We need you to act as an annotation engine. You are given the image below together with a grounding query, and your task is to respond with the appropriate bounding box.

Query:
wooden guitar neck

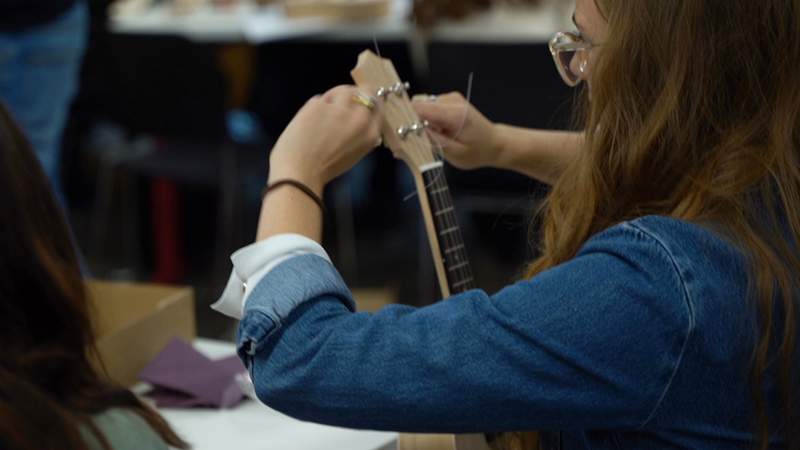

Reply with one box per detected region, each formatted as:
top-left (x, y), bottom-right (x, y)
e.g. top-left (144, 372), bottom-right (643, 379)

top-left (418, 161), bottom-right (475, 296)
top-left (351, 50), bottom-right (491, 450)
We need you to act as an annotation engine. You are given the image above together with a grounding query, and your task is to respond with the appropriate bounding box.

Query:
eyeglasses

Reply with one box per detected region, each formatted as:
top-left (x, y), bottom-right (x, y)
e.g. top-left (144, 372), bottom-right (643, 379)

top-left (548, 31), bottom-right (599, 87)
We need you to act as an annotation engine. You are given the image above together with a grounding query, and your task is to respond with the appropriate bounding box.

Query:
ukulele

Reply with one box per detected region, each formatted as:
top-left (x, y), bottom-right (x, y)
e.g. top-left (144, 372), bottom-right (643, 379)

top-left (351, 50), bottom-right (494, 450)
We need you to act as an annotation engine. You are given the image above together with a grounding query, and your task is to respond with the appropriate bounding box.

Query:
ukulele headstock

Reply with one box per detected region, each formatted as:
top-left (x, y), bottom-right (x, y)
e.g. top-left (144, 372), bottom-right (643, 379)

top-left (351, 50), bottom-right (438, 173)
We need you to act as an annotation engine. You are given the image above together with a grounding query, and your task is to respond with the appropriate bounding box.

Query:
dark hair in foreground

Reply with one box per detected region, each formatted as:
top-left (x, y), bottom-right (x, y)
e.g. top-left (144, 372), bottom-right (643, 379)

top-left (0, 103), bottom-right (189, 449)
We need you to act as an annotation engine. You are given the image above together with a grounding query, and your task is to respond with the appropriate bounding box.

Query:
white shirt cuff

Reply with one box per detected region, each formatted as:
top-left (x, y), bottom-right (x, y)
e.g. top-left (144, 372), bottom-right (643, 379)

top-left (211, 234), bottom-right (331, 320)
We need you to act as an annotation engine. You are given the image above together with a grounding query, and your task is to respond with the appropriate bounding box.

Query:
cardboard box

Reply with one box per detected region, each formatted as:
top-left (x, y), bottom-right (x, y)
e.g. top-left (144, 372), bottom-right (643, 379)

top-left (87, 281), bottom-right (197, 387)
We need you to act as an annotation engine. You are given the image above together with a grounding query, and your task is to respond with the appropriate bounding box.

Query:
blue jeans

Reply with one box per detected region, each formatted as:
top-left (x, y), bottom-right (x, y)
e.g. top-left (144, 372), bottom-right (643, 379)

top-left (0, 2), bottom-right (88, 207)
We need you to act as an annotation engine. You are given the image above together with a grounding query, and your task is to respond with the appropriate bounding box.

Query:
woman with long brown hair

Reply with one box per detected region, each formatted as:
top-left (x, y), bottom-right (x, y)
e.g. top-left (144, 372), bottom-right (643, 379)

top-left (213, 0), bottom-right (799, 448)
top-left (0, 103), bottom-right (189, 450)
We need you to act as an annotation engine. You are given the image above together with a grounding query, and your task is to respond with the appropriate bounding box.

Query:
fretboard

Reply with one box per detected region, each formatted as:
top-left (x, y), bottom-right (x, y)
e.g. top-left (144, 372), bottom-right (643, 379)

top-left (420, 162), bottom-right (476, 295)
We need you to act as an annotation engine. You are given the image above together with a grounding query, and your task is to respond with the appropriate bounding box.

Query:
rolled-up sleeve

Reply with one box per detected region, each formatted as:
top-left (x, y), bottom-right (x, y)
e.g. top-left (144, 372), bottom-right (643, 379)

top-left (237, 223), bottom-right (694, 434)
top-left (237, 253), bottom-right (355, 362)
top-left (211, 234), bottom-right (336, 320)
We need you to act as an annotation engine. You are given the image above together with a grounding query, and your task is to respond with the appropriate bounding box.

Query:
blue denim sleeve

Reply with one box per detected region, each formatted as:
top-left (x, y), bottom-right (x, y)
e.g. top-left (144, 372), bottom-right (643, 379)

top-left (237, 254), bottom-right (356, 359)
top-left (239, 222), bottom-right (693, 433)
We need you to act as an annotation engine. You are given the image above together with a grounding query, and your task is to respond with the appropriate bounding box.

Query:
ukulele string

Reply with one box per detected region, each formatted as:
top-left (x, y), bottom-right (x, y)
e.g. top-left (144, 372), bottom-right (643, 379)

top-left (373, 34), bottom-right (382, 58)
top-left (369, 33), bottom-right (434, 201)
top-left (405, 71), bottom-right (476, 202)
top-left (371, 11), bottom-right (473, 197)
top-left (372, 32), bottom-right (471, 287)
top-left (371, 27), bottom-right (470, 256)
top-left (429, 71), bottom-right (474, 163)
top-left (368, 18), bottom-right (437, 202)
top-left (372, 33), bottom-right (428, 203)
top-left (369, 29), bottom-right (464, 274)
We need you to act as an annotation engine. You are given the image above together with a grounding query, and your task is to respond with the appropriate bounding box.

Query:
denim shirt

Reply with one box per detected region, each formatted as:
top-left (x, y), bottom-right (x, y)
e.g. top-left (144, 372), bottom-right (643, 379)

top-left (234, 216), bottom-right (783, 449)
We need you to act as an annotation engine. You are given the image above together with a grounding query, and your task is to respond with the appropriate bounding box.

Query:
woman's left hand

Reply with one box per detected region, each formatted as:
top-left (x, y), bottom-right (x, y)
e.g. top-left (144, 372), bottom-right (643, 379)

top-left (268, 85), bottom-right (383, 195)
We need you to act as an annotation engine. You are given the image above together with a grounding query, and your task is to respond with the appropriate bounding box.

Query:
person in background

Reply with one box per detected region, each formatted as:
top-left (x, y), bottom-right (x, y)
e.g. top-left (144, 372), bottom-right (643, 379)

top-left (0, 103), bottom-right (188, 450)
top-left (213, 0), bottom-right (800, 449)
top-left (0, 0), bottom-right (88, 207)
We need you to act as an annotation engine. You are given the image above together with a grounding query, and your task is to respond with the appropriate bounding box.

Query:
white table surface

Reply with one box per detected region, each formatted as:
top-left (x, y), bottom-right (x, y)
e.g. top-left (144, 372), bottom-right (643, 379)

top-left (111, 0), bottom-right (412, 42)
top-left (156, 338), bottom-right (397, 450)
top-left (110, 0), bottom-right (572, 44)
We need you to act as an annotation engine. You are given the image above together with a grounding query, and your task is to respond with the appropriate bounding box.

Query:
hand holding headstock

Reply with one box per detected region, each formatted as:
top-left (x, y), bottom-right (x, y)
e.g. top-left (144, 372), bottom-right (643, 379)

top-left (351, 50), bottom-right (439, 174)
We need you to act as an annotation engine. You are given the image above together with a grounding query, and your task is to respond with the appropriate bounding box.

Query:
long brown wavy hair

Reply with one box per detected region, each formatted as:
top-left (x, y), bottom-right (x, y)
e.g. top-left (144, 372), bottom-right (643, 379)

top-left (0, 103), bottom-right (189, 450)
top-left (521, 1), bottom-right (800, 449)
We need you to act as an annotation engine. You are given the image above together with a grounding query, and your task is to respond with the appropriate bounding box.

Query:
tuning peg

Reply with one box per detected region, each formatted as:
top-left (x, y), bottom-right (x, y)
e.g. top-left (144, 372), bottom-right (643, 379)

top-left (376, 81), bottom-right (412, 99)
top-left (397, 121), bottom-right (429, 140)
top-left (392, 82), bottom-right (411, 95)
top-left (397, 125), bottom-right (411, 139)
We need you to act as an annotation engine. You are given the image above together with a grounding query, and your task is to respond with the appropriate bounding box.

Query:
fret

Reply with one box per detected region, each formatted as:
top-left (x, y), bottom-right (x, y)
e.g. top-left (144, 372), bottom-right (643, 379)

top-left (452, 278), bottom-right (475, 289)
top-left (439, 226), bottom-right (459, 236)
top-left (444, 244), bottom-right (465, 254)
top-left (435, 206), bottom-right (455, 216)
top-left (448, 261), bottom-right (470, 272)
top-left (419, 165), bottom-right (476, 295)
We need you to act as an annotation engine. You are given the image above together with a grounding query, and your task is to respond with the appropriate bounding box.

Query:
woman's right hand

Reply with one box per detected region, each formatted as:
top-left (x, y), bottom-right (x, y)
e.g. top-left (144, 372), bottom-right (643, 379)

top-left (413, 92), bottom-right (501, 171)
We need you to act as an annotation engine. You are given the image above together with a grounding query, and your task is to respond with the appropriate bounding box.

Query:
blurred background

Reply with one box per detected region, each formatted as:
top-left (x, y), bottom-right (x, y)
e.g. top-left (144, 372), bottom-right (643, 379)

top-left (26, 0), bottom-right (576, 339)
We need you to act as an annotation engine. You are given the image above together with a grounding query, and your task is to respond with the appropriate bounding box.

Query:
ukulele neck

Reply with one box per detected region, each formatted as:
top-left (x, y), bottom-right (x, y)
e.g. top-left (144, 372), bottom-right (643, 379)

top-left (419, 162), bottom-right (475, 296)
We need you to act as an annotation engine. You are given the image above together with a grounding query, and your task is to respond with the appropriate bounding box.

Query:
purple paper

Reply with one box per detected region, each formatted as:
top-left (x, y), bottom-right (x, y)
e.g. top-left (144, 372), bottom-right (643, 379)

top-left (139, 338), bottom-right (248, 409)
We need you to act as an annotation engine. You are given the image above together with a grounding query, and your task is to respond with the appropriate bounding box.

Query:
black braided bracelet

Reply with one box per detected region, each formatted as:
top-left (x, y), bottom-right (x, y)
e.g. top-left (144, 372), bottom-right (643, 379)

top-left (261, 179), bottom-right (326, 213)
